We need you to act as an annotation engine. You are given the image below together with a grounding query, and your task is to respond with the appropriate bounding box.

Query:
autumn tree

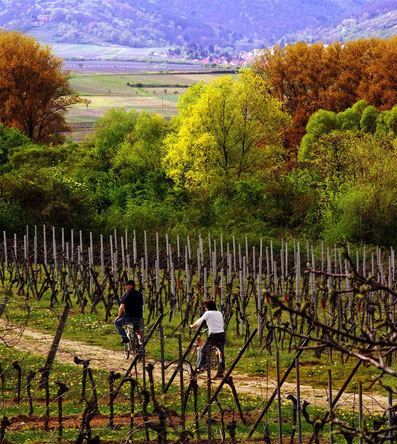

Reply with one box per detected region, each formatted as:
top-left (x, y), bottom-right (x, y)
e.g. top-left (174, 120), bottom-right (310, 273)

top-left (0, 31), bottom-right (82, 143)
top-left (163, 70), bottom-right (290, 192)
top-left (254, 37), bottom-right (397, 151)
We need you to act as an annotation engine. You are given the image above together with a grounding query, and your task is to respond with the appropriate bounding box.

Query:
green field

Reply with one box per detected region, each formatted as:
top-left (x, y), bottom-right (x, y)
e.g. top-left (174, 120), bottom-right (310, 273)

top-left (69, 73), bottom-right (222, 93)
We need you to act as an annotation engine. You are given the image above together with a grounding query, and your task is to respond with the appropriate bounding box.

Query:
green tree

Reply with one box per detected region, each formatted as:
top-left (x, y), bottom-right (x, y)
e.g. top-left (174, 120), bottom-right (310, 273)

top-left (383, 107), bottom-right (397, 136)
top-left (300, 102), bottom-right (397, 159)
top-left (112, 112), bottom-right (168, 176)
top-left (375, 106), bottom-right (397, 138)
top-left (360, 106), bottom-right (379, 133)
top-left (94, 109), bottom-right (138, 168)
top-left (321, 136), bottom-right (397, 245)
top-left (0, 168), bottom-right (92, 229)
top-left (336, 101), bottom-right (365, 131)
top-left (299, 110), bottom-right (338, 160)
top-left (0, 124), bottom-right (31, 166)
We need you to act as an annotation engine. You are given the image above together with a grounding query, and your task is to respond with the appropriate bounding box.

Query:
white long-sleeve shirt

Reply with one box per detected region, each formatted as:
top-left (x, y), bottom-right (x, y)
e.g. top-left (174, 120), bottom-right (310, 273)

top-left (192, 310), bottom-right (224, 334)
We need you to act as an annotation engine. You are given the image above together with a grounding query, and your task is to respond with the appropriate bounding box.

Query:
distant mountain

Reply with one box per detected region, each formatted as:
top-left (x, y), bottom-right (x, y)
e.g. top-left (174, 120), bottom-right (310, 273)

top-left (284, 0), bottom-right (397, 44)
top-left (0, 0), bottom-right (379, 52)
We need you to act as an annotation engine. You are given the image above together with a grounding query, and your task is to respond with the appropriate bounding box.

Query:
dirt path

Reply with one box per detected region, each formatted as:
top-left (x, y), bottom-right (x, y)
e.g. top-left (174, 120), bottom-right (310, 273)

top-left (0, 321), bottom-right (388, 413)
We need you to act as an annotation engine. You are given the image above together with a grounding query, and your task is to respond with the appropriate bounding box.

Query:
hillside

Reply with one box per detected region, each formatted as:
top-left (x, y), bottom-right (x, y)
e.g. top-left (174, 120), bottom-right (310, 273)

top-left (287, 0), bottom-right (397, 43)
top-left (0, 0), bottom-right (374, 51)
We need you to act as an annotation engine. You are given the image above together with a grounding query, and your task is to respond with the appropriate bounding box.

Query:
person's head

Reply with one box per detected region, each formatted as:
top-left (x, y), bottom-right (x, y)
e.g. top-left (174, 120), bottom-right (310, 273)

top-left (203, 299), bottom-right (217, 311)
top-left (126, 280), bottom-right (135, 290)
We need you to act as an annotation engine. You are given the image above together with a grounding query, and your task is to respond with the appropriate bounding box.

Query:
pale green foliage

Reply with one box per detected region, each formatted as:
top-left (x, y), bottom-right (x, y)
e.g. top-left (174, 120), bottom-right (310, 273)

top-left (384, 107), bottom-right (397, 135)
top-left (176, 82), bottom-right (207, 117)
top-left (351, 99), bottom-right (368, 115)
top-left (299, 110), bottom-right (338, 160)
top-left (336, 107), bottom-right (361, 131)
top-left (94, 109), bottom-right (168, 175)
top-left (299, 102), bottom-right (397, 159)
top-left (301, 126), bottom-right (397, 245)
top-left (163, 69), bottom-right (290, 191)
top-left (302, 132), bottom-right (356, 189)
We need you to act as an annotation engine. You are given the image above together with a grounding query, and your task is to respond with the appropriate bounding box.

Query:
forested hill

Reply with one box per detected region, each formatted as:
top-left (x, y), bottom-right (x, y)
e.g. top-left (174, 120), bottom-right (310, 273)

top-left (287, 0), bottom-right (397, 44)
top-left (0, 0), bottom-right (380, 51)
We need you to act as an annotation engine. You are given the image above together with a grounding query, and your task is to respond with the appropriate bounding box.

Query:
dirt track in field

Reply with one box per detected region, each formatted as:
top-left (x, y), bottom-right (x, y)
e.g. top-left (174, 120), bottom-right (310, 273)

top-left (0, 320), bottom-right (389, 413)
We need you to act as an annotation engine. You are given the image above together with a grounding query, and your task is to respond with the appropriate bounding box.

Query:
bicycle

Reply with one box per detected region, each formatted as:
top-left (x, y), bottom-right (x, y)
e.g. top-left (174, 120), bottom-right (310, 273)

top-left (123, 324), bottom-right (143, 360)
top-left (186, 329), bottom-right (223, 378)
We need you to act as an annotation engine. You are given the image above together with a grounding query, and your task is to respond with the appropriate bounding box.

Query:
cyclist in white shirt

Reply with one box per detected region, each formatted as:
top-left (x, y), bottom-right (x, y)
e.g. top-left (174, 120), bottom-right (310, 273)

top-left (190, 299), bottom-right (225, 378)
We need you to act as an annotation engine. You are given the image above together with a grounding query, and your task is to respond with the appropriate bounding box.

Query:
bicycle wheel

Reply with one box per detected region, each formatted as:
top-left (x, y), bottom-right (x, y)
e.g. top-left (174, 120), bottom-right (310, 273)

top-left (123, 340), bottom-right (131, 359)
top-left (123, 326), bottom-right (132, 360)
top-left (209, 346), bottom-right (221, 377)
top-left (131, 332), bottom-right (143, 360)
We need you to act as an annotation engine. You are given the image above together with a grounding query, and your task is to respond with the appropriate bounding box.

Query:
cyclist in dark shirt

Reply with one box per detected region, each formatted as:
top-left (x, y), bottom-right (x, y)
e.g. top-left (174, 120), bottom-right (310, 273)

top-left (114, 280), bottom-right (143, 344)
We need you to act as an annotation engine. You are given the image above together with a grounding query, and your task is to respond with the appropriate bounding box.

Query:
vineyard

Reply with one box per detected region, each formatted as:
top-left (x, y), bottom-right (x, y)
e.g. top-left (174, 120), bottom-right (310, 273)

top-left (0, 226), bottom-right (396, 443)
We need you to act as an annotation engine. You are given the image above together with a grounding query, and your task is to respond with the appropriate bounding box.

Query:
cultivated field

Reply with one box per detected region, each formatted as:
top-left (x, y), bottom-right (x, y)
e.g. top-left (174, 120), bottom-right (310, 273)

top-left (67, 70), bottom-right (231, 139)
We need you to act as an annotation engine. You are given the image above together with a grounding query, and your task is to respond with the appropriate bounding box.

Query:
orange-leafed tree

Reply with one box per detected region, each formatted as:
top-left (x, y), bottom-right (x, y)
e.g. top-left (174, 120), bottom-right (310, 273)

top-left (0, 30), bottom-right (82, 143)
top-left (253, 37), bottom-right (397, 152)
top-left (351, 37), bottom-right (397, 109)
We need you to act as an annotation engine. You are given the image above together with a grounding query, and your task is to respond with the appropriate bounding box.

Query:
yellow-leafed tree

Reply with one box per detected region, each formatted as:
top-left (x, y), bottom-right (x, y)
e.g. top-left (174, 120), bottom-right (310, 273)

top-left (163, 70), bottom-right (290, 192)
top-left (0, 30), bottom-right (82, 143)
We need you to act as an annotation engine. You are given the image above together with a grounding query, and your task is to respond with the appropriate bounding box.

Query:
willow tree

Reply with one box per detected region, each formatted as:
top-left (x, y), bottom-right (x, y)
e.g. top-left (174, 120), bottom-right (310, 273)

top-left (0, 31), bottom-right (82, 143)
top-left (163, 70), bottom-right (290, 192)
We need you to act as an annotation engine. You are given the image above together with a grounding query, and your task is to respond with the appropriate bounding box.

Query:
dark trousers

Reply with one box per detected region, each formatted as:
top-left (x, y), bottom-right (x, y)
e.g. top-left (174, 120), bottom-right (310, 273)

top-left (198, 332), bottom-right (226, 372)
top-left (114, 316), bottom-right (142, 338)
